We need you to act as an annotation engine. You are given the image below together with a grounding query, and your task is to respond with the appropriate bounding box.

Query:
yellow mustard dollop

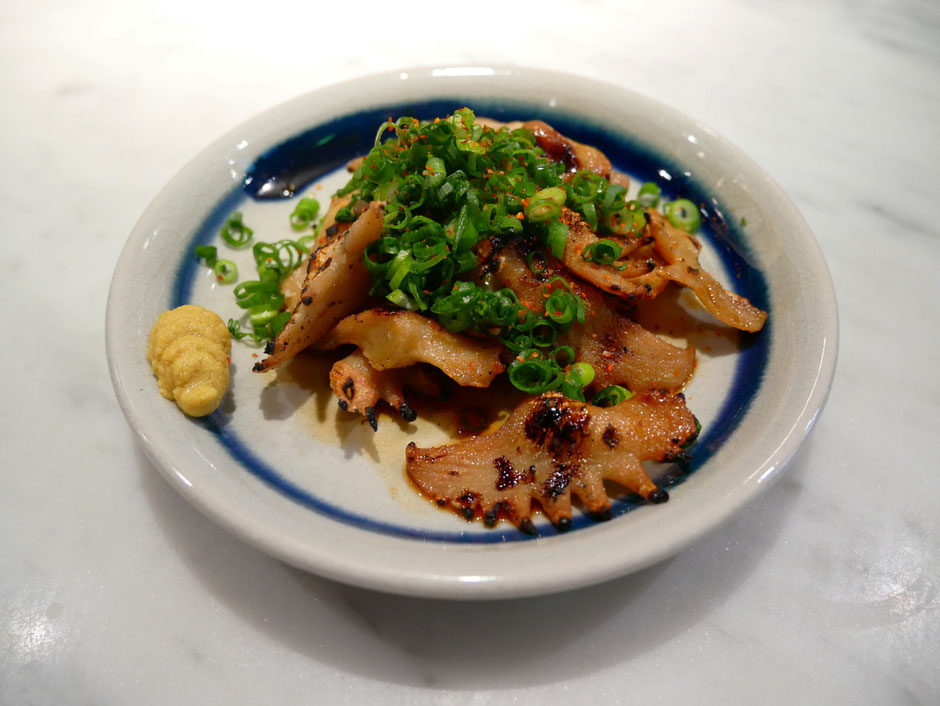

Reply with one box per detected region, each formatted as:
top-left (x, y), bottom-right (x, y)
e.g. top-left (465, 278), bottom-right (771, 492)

top-left (147, 305), bottom-right (231, 417)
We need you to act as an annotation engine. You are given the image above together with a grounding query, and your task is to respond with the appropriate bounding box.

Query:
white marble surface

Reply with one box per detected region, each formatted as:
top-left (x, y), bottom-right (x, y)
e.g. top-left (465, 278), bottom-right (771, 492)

top-left (2, 0), bottom-right (938, 703)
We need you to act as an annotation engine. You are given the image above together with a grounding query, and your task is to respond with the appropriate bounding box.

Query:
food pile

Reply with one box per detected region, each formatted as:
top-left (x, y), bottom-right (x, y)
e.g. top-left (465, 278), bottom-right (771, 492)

top-left (207, 109), bottom-right (767, 532)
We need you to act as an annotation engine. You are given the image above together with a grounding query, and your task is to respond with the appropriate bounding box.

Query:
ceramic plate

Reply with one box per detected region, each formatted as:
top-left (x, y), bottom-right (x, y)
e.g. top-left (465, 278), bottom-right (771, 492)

top-left (106, 66), bottom-right (837, 599)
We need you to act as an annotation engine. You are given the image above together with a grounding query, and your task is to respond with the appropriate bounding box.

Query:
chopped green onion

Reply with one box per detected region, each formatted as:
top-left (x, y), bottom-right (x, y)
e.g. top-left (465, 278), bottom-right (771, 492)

top-left (289, 197), bottom-right (320, 231)
top-left (425, 156), bottom-right (446, 187)
top-left (567, 362), bottom-right (595, 387)
top-left (213, 259), bottom-right (238, 284)
top-left (249, 305), bottom-right (279, 328)
top-left (195, 245), bottom-right (218, 265)
top-left (334, 205), bottom-right (356, 222)
top-left (666, 199), bottom-right (702, 233)
top-left (525, 199), bottom-right (561, 223)
top-left (386, 288), bottom-right (420, 311)
top-left (220, 212), bottom-right (253, 247)
top-left (508, 357), bottom-right (563, 394)
top-left (637, 182), bottom-right (661, 208)
top-left (592, 385), bottom-right (633, 407)
top-left (581, 239), bottom-right (623, 266)
top-left (546, 219), bottom-right (568, 259)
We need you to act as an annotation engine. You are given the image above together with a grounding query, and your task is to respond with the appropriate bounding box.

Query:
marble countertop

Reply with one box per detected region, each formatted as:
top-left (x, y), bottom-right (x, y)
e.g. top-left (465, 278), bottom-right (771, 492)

top-left (2, 0), bottom-right (938, 703)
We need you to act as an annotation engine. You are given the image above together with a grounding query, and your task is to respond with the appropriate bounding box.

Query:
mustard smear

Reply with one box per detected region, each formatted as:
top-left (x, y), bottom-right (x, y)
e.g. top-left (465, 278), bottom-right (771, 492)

top-left (148, 305), bottom-right (231, 417)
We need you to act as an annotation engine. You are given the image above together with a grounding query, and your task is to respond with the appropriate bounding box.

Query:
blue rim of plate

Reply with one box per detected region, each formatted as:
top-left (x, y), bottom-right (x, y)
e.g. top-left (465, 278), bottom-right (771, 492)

top-left (171, 98), bottom-right (771, 543)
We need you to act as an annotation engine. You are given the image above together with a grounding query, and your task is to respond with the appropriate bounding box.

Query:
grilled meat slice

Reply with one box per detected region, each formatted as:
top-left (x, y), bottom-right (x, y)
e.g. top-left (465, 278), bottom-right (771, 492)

top-left (407, 391), bottom-right (697, 530)
top-left (255, 202), bottom-right (385, 372)
top-left (560, 207), bottom-right (766, 332)
top-left (645, 211), bottom-right (767, 332)
top-left (317, 309), bottom-right (505, 387)
top-left (330, 349), bottom-right (441, 429)
top-left (489, 247), bottom-right (695, 393)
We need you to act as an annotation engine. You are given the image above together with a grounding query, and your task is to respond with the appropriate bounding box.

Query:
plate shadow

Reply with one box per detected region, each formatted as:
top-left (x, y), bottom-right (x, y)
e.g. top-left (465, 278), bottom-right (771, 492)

top-left (138, 437), bottom-right (810, 689)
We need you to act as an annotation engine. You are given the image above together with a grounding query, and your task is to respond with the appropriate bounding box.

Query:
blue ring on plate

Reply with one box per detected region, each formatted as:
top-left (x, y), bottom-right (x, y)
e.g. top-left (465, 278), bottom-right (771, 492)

top-left (173, 99), bottom-right (771, 542)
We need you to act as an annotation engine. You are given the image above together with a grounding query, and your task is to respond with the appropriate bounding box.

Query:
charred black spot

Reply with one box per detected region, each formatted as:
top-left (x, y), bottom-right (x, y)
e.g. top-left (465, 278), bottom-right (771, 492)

top-left (543, 464), bottom-right (572, 498)
top-left (524, 396), bottom-right (589, 457)
top-left (602, 424), bottom-right (619, 449)
top-left (252, 362), bottom-right (265, 372)
top-left (483, 507), bottom-right (498, 528)
top-left (263, 341), bottom-right (275, 355)
top-left (337, 399), bottom-right (348, 411)
top-left (663, 449), bottom-right (691, 464)
top-left (461, 507), bottom-right (475, 520)
top-left (341, 378), bottom-right (355, 400)
top-left (648, 488), bottom-right (669, 504)
top-left (590, 506), bottom-right (613, 522)
top-left (365, 406), bottom-right (377, 431)
top-left (398, 402), bottom-right (417, 422)
top-left (301, 296), bottom-right (313, 306)
top-left (325, 224), bottom-right (338, 237)
top-left (519, 518), bottom-right (537, 536)
top-left (494, 456), bottom-right (519, 490)
top-left (458, 492), bottom-right (475, 505)
top-left (555, 516), bottom-right (572, 532)
top-left (436, 499), bottom-right (446, 507)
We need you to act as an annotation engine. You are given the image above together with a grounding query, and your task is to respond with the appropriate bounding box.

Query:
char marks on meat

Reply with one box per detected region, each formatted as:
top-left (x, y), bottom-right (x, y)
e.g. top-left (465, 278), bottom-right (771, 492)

top-left (329, 349), bottom-right (441, 427)
top-left (406, 391), bottom-right (697, 529)
top-left (558, 206), bottom-right (766, 333)
top-left (255, 202), bottom-right (385, 372)
top-left (488, 247), bottom-right (695, 393)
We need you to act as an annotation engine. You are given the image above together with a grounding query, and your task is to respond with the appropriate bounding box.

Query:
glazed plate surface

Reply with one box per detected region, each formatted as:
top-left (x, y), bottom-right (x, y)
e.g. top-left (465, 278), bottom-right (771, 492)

top-left (106, 66), bottom-right (837, 599)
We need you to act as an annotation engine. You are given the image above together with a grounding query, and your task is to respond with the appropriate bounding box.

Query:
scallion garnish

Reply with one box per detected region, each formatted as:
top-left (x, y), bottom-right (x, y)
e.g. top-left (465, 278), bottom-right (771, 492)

top-left (205, 109), bottom-right (705, 401)
top-left (213, 259), bottom-right (238, 284)
top-left (220, 212), bottom-right (253, 247)
top-left (665, 198), bottom-right (702, 233)
top-left (637, 182), bottom-right (662, 208)
top-left (195, 245), bottom-right (218, 265)
top-left (592, 385), bottom-right (633, 407)
top-left (289, 197), bottom-right (320, 231)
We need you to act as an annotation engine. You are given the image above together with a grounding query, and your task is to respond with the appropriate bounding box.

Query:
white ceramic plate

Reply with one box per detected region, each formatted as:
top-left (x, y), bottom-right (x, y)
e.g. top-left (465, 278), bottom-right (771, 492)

top-left (106, 66), bottom-right (837, 599)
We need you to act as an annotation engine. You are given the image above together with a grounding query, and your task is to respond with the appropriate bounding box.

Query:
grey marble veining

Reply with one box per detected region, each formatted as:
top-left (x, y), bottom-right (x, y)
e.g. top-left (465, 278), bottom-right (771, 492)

top-left (2, 0), bottom-right (939, 703)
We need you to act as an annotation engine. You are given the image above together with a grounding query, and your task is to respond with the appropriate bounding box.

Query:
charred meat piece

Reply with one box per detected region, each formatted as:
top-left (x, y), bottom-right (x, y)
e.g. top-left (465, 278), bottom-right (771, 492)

top-left (559, 207), bottom-right (766, 332)
top-left (522, 120), bottom-right (612, 177)
top-left (330, 349), bottom-right (441, 428)
top-left (407, 391), bottom-right (697, 530)
top-left (254, 202), bottom-right (385, 372)
top-left (317, 309), bottom-right (505, 387)
top-left (488, 247), bottom-right (695, 393)
top-left (475, 117), bottom-right (616, 180)
top-left (645, 211), bottom-right (767, 332)
top-left (560, 206), bottom-right (670, 300)
top-left (280, 195), bottom-right (356, 310)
